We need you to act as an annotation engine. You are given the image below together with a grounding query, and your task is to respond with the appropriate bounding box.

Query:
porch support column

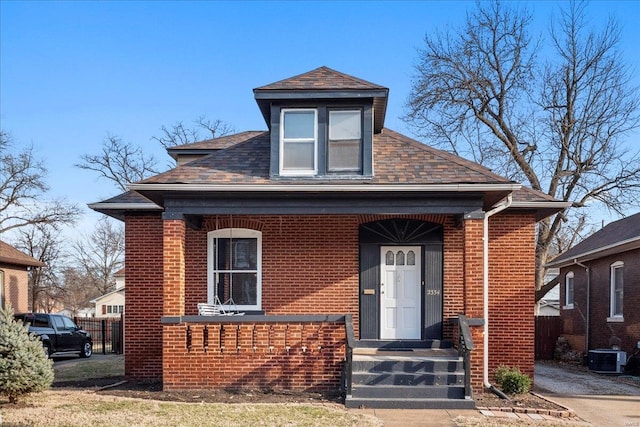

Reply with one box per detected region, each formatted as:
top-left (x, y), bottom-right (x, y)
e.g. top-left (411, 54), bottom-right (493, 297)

top-left (163, 213), bottom-right (186, 316)
top-left (462, 213), bottom-right (485, 391)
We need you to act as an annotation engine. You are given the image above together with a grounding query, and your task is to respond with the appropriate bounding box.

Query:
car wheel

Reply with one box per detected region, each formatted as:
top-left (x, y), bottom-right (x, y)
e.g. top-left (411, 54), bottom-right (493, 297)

top-left (43, 344), bottom-right (51, 359)
top-left (80, 341), bottom-right (92, 358)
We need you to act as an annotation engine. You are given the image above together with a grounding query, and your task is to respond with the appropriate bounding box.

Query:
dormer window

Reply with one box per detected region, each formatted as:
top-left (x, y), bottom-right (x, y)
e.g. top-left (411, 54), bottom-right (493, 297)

top-left (256, 67), bottom-right (387, 178)
top-left (328, 110), bottom-right (362, 172)
top-left (278, 107), bottom-right (366, 177)
top-left (280, 109), bottom-right (317, 175)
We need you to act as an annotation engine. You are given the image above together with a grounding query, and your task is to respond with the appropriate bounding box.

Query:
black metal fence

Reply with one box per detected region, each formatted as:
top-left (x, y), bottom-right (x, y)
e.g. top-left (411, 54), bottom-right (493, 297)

top-left (74, 315), bottom-right (123, 355)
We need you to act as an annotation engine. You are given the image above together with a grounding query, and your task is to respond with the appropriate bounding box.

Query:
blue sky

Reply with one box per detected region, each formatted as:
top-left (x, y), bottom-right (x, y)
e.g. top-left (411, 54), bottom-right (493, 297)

top-left (1, 1), bottom-right (639, 238)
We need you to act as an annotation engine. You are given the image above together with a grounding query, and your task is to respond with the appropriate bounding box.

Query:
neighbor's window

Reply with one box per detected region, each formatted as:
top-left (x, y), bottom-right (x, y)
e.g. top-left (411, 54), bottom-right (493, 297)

top-left (609, 261), bottom-right (623, 319)
top-left (208, 228), bottom-right (262, 310)
top-left (328, 110), bottom-right (362, 172)
top-left (280, 109), bottom-right (317, 175)
top-left (564, 272), bottom-right (574, 309)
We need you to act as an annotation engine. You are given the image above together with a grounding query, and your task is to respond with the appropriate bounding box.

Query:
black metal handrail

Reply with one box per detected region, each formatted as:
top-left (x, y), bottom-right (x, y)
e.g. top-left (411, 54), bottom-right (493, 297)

top-left (342, 314), bottom-right (356, 397)
top-left (457, 313), bottom-right (474, 399)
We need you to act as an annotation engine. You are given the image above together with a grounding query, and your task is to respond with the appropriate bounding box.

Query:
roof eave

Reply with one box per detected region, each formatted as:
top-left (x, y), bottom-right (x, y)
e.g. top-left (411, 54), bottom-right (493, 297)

top-left (128, 182), bottom-right (521, 193)
top-left (546, 236), bottom-right (640, 268)
top-left (510, 200), bottom-right (571, 221)
top-left (88, 202), bottom-right (163, 221)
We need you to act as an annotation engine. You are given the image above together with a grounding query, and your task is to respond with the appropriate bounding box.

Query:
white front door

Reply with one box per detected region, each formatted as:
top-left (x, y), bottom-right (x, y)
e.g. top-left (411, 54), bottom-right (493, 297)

top-left (380, 246), bottom-right (421, 340)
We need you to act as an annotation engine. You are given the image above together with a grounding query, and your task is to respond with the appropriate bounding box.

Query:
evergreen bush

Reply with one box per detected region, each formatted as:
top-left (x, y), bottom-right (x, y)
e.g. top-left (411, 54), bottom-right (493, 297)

top-left (493, 365), bottom-right (532, 395)
top-left (0, 306), bottom-right (54, 403)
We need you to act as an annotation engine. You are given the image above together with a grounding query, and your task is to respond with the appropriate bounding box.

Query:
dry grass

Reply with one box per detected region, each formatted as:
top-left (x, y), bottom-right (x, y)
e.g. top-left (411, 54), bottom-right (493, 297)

top-left (452, 416), bottom-right (586, 426)
top-left (0, 390), bottom-right (381, 427)
top-left (53, 355), bottom-right (125, 382)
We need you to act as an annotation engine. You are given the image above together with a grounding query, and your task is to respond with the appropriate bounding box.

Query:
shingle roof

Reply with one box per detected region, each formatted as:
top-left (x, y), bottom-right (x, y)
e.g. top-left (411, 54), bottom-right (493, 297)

top-left (548, 211), bottom-right (640, 267)
top-left (254, 66), bottom-right (387, 91)
top-left (168, 131), bottom-right (264, 152)
top-left (139, 129), bottom-right (513, 186)
top-left (0, 240), bottom-right (45, 267)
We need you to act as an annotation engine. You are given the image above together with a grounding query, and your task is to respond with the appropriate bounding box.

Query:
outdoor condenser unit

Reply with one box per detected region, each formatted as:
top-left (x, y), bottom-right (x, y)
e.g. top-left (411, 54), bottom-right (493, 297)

top-left (588, 349), bottom-right (626, 374)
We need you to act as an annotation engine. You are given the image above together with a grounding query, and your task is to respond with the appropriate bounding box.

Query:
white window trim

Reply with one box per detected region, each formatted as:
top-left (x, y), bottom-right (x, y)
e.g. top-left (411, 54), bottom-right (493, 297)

top-left (563, 271), bottom-right (574, 309)
top-left (328, 109), bottom-right (363, 172)
top-left (609, 261), bottom-right (624, 319)
top-left (207, 228), bottom-right (262, 311)
top-left (279, 108), bottom-right (318, 176)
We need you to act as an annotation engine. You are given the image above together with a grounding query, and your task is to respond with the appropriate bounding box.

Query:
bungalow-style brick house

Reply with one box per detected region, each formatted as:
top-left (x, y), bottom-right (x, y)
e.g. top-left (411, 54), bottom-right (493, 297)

top-left (0, 240), bottom-right (45, 312)
top-left (90, 67), bottom-right (567, 408)
top-left (546, 212), bottom-right (640, 361)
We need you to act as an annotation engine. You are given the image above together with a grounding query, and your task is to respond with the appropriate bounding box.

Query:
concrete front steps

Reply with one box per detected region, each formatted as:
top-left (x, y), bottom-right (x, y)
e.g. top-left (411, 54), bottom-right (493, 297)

top-left (345, 347), bottom-right (475, 409)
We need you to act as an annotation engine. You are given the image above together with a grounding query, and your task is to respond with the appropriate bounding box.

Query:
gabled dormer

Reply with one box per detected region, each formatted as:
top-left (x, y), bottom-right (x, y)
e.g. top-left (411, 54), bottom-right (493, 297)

top-left (253, 66), bottom-right (388, 178)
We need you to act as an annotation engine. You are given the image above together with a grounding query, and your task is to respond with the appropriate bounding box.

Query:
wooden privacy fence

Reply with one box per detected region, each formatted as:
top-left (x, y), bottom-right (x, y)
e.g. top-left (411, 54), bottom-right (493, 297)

top-left (535, 316), bottom-right (561, 360)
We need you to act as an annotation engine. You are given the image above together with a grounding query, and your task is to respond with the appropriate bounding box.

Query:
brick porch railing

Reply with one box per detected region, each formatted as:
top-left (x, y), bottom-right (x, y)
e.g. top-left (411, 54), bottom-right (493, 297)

top-left (161, 315), bottom-right (347, 391)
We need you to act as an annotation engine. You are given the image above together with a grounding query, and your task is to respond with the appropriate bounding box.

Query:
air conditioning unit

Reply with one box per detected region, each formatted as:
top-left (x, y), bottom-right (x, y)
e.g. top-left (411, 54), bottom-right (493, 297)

top-left (588, 349), bottom-right (626, 373)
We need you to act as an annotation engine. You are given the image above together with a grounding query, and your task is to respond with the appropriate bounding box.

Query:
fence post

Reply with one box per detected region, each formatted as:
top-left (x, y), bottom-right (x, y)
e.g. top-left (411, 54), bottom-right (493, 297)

top-left (101, 319), bottom-right (107, 355)
top-left (119, 313), bottom-right (124, 354)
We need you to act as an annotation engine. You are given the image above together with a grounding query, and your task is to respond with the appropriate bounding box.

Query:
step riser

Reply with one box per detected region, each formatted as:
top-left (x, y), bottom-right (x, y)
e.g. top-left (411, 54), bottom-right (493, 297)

top-left (351, 385), bottom-right (466, 399)
top-left (352, 372), bottom-right (463, 386)
top-left (352, 360), bottom-right (463, 373)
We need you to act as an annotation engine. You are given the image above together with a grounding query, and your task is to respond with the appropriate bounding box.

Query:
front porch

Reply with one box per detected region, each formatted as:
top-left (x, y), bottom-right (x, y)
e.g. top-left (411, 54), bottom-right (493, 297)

top-left (160, 313), bottom-right (478, 409)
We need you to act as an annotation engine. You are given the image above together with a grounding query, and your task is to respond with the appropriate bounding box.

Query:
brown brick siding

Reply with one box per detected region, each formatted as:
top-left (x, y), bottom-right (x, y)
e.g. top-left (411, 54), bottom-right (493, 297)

top-left (487, 214), bottom-right (536, 380)
top-left (163, 321), bottom-right (345, 391)
top-left (0, 265), bottom-right (30, 312)
top-left (124, 214), bottom-right (164, 380)
top-left (124, 212), bottom-right (538, 391)
top-left (560, 249), bottom-right (640, 355)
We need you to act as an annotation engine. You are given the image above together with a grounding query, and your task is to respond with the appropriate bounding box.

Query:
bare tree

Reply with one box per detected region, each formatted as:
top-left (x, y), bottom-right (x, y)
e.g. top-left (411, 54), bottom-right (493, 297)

top-left (15, 223), bottom-right (67, 312)
top-left (76, 134), bottom-right (159, 193)
top-left (0, 131), bottom-right (80, 234)
top-left (152, 116), bottom-right (235, 149)
top-left (77, 116), bottom-right (233, 191)
top-left (60, 267), bottom-right (99, 317)
top-left (405, 1), bottom-right (640, 299)
top-left (72, 217), bottom-right (124, 296)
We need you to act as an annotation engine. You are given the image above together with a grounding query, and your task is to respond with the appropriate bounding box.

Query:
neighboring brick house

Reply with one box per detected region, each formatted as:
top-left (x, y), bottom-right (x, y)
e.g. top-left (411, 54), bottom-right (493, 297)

top-left (546, 212), bottom-right (640, 357)
top-left (90, 67), bottom-right (567, 408)
top-left (0, 240), bottom-right (45, 312)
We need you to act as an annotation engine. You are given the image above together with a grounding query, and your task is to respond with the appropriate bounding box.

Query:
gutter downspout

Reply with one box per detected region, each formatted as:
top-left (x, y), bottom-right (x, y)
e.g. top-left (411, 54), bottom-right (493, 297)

top-left (573, 259), bottom-right (590, 356)
top-left (483, 194), bottom-right (513, 396)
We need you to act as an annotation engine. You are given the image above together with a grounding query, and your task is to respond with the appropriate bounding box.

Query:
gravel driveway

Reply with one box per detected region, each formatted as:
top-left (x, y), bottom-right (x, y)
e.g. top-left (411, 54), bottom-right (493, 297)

top-left (535, 362), bottom-right (640, 395)
top-left (535, 362), bottom-right (640, 426)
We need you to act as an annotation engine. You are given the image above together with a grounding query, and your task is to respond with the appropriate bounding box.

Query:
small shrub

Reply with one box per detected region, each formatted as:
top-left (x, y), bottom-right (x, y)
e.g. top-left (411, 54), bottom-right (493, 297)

top-left (493, 365), bottom-right (532, 395)
top-left (0, 306), bottom-right (54, 403)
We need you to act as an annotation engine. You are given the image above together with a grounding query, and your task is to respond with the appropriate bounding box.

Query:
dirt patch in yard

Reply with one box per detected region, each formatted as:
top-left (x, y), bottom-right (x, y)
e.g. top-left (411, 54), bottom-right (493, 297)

top-left (54, 376), bottom-right (562, 410)
top-left (54, 377), bottom-right (343, 405)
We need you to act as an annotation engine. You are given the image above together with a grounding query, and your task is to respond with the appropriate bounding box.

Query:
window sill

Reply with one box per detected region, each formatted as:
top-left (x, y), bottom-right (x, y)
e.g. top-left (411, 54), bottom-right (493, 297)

top-left (563, 304), bottom-right (574, 310)
top-left (607, 316), bottom-right (624, 323)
